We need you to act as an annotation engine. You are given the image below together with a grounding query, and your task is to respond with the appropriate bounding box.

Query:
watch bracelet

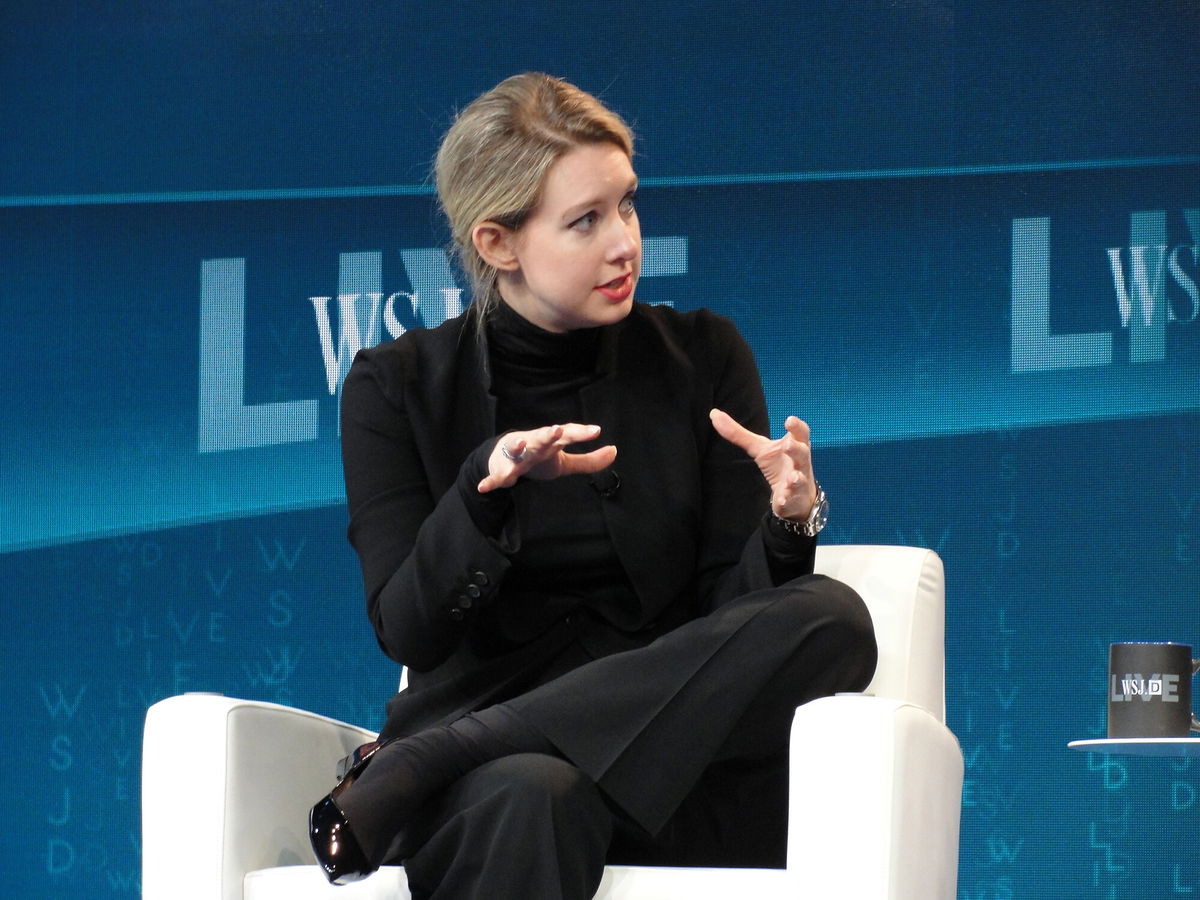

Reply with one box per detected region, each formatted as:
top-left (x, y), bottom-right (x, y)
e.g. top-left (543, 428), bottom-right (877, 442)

top-left (769, 485), bottom-right (826, 538)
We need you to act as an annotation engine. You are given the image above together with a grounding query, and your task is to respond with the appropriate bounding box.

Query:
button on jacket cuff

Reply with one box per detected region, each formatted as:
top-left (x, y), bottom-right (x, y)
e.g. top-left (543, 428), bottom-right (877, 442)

top-left (448, 569), bottom-right (496, 621)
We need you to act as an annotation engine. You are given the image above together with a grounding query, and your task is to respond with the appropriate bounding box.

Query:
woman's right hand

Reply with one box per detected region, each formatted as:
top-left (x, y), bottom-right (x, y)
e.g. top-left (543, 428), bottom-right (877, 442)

top-left (477, 423), bottom-right (618, 493)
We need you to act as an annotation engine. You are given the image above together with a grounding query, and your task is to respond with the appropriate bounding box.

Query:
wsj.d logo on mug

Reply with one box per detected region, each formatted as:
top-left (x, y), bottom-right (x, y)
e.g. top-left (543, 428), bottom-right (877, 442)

top-left (1108, 642), bottom-right (1200, 738)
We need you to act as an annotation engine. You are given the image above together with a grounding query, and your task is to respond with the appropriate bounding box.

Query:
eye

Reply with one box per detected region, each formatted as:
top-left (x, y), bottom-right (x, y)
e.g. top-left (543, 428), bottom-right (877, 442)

top-left (570, 211), bottom-right (598, 231)
top-left (619, 192), bottom-right (637, 216)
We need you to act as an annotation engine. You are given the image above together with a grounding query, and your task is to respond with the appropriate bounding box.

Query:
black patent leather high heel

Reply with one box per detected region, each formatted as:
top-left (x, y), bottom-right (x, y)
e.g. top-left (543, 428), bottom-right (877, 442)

top-left (309, 740), bottom-right (387, 884)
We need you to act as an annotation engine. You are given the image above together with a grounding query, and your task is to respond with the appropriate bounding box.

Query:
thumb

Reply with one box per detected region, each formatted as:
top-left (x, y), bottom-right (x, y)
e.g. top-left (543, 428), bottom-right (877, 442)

top-left (557, 445), bottom-right (618, 476)
top-left (709, 408), bottom-right (759, 454)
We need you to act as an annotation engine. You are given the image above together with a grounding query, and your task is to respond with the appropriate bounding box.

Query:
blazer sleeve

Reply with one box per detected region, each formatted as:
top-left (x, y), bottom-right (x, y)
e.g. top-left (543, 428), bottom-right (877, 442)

top-left (692, 312), bottom-right (817, 612)
top-left (339, 351), bottom-right (514, 671)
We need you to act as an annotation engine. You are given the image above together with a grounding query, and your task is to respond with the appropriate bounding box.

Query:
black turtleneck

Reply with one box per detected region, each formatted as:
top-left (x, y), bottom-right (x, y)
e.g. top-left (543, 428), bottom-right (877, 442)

top-left (486, 298), bottom-right (603, 429)
top-left (458, 301), bottom-right (641, 646)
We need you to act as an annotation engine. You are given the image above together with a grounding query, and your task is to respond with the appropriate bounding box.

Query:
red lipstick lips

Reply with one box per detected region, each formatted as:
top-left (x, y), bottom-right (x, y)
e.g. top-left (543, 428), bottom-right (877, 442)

top-left (597, 273), bottom-right (634, 301)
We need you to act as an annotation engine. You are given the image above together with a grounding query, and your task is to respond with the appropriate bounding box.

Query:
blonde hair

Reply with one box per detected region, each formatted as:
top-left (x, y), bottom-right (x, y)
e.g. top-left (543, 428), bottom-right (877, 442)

top-left (434, 73), bottom-right (634, 319)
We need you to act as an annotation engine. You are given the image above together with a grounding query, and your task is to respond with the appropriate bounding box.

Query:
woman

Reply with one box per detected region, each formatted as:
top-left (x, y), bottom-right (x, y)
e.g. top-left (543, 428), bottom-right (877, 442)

top-left (309, 72), bottom-right (876, 899)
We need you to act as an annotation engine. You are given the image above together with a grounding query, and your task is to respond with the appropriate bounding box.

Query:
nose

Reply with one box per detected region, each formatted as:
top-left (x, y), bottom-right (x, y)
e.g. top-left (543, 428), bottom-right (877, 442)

top-left (606, 213), bottom-right (640, 264)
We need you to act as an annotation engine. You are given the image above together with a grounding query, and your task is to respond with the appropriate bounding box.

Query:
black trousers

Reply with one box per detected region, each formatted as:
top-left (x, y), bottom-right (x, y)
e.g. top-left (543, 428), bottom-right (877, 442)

top-left (392, 575), bottom-right (876, 900)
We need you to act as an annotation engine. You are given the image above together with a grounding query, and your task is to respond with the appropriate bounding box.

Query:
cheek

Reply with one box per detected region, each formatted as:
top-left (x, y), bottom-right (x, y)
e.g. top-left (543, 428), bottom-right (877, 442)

top-left (527, 250), bottom-right (587, 296)
top-left (550, 246), bottom-right (597, 283)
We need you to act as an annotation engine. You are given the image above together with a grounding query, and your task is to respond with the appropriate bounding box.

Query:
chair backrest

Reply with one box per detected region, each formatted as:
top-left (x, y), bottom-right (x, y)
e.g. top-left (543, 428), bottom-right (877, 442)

top-left (813, 545), bottom-right (945, 720)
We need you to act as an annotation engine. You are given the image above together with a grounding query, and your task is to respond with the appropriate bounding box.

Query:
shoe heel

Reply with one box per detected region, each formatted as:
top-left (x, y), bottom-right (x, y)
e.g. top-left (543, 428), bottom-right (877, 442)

top-left (310, 740), bottom-right (390, 885)
top-left (309, 794), bottom-right (374, 885)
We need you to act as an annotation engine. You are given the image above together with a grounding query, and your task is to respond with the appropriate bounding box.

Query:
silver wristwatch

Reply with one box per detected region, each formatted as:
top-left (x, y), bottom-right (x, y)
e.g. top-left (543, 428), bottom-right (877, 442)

top-left (774, 485), bottom-right (829, 538)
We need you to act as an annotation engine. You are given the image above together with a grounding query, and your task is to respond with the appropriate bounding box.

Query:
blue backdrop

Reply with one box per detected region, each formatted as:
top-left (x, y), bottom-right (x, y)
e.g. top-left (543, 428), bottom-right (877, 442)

top-left (3, 2), bottom-right (1199, 897)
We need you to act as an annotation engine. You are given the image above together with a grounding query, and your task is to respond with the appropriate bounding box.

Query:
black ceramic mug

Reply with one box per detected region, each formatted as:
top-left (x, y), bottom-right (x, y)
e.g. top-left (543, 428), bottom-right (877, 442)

top-left (1108, 642), bottom-right (1200, 738)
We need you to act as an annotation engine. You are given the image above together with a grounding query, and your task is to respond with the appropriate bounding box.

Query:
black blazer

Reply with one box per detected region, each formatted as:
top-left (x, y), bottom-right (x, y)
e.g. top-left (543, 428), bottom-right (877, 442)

top-left (339, 301), bottom-right (815, 740)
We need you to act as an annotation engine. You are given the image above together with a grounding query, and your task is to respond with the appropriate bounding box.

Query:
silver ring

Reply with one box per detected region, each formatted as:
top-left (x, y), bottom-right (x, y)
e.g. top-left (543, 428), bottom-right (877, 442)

top-left (501, 443), bottom-right (526, 463)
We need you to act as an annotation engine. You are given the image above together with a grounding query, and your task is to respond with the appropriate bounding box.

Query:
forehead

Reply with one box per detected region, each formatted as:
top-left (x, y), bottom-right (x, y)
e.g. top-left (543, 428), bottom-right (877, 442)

top-left (539, 143), bottom-right (636, 207)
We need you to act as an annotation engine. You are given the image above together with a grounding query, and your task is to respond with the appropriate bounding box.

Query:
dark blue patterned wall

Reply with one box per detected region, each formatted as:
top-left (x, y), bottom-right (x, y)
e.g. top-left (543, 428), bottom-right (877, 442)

top-left (3, 2), bottom-right (1198, 896)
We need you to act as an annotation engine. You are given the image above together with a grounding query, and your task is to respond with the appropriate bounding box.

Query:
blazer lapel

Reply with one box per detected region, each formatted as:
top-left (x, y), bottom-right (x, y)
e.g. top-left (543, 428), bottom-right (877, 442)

top-left (413, 309), bottom-right (498, 496)
top-left (580, 312), bottom-right (700, 613)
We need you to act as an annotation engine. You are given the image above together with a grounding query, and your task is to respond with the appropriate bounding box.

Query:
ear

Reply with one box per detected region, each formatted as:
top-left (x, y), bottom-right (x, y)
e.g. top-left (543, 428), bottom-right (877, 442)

top-left (472, 222), bottom-right (521, 272)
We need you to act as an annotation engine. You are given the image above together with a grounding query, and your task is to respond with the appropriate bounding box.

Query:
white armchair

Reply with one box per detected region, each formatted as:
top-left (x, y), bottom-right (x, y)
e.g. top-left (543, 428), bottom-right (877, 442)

top-left (143, 545), bottom-right (962, 899)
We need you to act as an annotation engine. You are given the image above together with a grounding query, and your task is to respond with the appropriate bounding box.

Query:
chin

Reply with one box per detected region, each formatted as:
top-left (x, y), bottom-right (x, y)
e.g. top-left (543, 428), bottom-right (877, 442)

top-left (563, 295), bottom-right (636, 330)
top-left (600, 296), bottom-right (635, 324)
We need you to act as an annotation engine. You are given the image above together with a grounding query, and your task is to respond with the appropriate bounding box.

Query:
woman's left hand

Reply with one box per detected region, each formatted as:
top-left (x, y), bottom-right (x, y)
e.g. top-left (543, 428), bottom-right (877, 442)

top-left (709, 408), bottom-right (818, 522)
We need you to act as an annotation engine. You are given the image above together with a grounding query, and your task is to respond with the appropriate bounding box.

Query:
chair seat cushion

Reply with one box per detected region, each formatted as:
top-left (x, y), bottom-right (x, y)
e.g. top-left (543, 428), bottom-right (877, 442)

top-left (244, 864), bottom-right (790, 899)
top-left (245, 866), bottom-right (408, 900)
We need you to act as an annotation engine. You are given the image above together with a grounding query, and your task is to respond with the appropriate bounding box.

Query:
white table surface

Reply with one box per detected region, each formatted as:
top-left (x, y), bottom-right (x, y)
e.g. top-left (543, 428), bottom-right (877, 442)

top-left (1068, 737), bottom-right (1200, 756)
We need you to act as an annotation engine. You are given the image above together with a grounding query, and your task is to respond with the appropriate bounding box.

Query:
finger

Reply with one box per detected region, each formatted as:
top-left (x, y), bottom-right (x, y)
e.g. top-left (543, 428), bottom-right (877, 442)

top-left (781, 416), bottom-right (813, 470)
top-left (479, 445), bottom-right (526, 493)
top-left (513, 425), bottom-right (565, 464)
top-left (553, 423), bottom-right (603, 446)
top-left (480, 431), bottom-right (539, 493)
top-left (709, 408), bottom-right (766, 455)
top-left (530, 424), bottom-right (565, 453)
top-left (784, 415), bottom-right (810, 444)
top-left (555, 445), bottom-right (618, 476)
top-left (477, 471), bottom-right (513, 494)
top-left (782, 435), bottom-right (811, 469)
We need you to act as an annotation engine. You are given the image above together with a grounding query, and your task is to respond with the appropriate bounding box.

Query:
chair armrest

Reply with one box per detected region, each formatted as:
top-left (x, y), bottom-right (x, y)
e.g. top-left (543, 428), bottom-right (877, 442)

top-left (814, 545), bottom-right (946, 720)
top-left (787, 694), bottom-right (963, 900)
top-left (142, 694), bottom-right (377, 900)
